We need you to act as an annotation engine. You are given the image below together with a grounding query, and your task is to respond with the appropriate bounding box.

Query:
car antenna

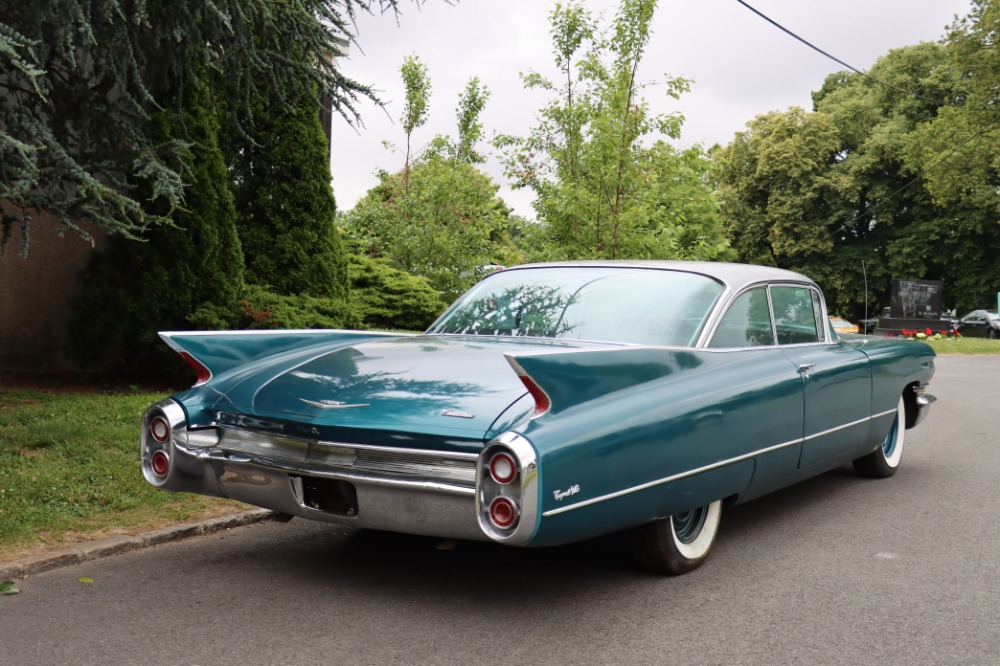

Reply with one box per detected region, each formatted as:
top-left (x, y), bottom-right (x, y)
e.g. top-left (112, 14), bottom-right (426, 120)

top-left (862, 260), bottom-right (868, 330)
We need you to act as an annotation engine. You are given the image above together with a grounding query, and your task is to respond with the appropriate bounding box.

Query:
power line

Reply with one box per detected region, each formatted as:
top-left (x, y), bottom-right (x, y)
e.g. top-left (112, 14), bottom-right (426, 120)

top-left (734, 0), bottom-right (947, 106)
top-left (734, 0), bottom-right (1000, 229)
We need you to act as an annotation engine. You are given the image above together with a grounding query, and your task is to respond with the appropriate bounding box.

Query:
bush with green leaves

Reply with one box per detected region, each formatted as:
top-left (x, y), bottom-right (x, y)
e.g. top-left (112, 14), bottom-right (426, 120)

top-left (348, 255), bottom-right (449, 331)
top-left (190, 285), bottom-right (358, 331)
top-left (189, 258), bottom-right (445, 334)
top-left (343, 156), bottom-right (518, 301)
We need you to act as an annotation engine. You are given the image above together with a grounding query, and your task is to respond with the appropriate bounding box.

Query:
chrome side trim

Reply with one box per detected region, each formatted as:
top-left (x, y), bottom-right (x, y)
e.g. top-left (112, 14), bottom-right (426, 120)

top-left (543, 436), bottom-right (804, 518)
top-left (542, 407), bottom-right (899, 518)
top-left (870, 407), bottom-right (899, 421)
top-left (802, 412), bottom-right (891, 442)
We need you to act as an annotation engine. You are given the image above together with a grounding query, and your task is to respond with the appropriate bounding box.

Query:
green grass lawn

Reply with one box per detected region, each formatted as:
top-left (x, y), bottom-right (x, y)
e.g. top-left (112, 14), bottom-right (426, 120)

top-left (897, 335), bottom-right (1000, 354)
top-left (0, 386), bottom-right (247, 561)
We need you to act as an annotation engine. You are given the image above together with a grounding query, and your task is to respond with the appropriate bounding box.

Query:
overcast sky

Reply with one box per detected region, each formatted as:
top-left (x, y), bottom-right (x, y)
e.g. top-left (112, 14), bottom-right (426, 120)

top-left (329, 0), bottom-right (973, 218)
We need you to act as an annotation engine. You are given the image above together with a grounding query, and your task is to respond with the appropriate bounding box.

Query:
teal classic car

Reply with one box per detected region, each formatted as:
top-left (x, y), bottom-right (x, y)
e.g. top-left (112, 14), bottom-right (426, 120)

top-left (142, 261), bottom-right (936, 574)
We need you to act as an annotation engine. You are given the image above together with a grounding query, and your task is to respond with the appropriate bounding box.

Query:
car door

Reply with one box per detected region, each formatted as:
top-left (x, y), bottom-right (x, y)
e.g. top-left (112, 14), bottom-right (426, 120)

top-left (771, 285), bottom-right (872, 469)
top-left (706, 285), bottom-right (805, 467)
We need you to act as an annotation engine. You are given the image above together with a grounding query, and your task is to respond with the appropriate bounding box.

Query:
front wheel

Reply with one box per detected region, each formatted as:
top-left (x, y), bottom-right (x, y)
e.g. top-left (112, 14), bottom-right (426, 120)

top-left (631, 500), bottom-right (722, 575)
top-left (853, 395), bottom-right (905, 478)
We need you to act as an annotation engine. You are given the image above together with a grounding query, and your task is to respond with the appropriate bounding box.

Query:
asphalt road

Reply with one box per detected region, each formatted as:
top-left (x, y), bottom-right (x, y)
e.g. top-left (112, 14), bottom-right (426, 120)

top-left (3, 355), bottom-right (998, 666)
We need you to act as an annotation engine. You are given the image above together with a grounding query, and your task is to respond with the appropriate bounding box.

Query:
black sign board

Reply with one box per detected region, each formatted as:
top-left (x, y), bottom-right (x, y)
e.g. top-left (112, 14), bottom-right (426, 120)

top-left (890, 279), bottom-right (943, 319)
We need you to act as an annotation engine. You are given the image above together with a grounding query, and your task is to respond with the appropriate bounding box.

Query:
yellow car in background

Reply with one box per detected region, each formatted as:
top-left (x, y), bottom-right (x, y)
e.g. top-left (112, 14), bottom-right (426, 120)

top-left (829, 316), bottom-right (859, 334)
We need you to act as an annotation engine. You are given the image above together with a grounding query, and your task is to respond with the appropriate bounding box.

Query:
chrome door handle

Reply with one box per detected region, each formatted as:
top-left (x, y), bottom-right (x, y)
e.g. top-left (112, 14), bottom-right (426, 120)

top-left (798, 362), bottom-right (816, 378)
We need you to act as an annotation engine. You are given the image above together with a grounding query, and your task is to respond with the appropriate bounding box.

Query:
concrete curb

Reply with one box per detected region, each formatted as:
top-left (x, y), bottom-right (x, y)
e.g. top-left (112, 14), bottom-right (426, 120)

top-left (0, 509), bottom-right (276, 580)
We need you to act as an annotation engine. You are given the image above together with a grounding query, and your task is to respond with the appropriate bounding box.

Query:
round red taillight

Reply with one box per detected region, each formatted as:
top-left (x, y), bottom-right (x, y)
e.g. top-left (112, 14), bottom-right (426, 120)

top-left (489, 497), bottom-right (518, 529)
top-left (150, 415), bottom-right (171, 443)
top-left (489, 452), bottom-right (517, 484)
top-left (150, 450), bottom-right (170, 477)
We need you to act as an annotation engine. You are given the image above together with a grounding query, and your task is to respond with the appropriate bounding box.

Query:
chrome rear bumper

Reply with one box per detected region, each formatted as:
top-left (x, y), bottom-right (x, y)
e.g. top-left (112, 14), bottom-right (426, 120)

top-left (215, 454), bottom-right (485, 541)
top-left (141, 400), bottom-right (487, 541)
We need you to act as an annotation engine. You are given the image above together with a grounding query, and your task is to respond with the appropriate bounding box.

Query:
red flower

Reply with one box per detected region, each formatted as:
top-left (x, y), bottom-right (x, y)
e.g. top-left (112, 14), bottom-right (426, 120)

top-left (925, 327), bottom-right (933, 336)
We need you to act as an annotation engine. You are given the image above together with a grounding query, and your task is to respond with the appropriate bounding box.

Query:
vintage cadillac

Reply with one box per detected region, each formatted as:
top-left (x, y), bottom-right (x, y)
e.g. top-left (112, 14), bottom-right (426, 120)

top-left (141, 261), bottom-right (936, 574)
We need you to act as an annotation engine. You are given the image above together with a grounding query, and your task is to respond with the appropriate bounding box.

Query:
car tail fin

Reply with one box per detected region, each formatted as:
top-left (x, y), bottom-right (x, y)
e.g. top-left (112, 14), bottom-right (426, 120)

top-left (159, 330), bottom-right (409, 387)
top-left (505, 347), bottom-right (720, 418)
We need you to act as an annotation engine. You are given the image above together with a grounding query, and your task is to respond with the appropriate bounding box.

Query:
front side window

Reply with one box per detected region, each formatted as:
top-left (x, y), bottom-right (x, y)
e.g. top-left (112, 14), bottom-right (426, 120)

top-left (771, 286), bottom-right (821, 345)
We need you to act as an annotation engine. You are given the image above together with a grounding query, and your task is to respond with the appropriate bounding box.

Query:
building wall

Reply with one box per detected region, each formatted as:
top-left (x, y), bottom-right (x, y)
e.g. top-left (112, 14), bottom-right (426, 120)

top-left (0, 209), bottom-right (105, 372)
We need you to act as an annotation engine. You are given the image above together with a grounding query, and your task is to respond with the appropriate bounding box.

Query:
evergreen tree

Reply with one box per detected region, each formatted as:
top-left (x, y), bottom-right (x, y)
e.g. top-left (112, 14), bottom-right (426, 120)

top-left (228, 83), bottom-right (348, 300)
top-left (0, 0), bottom-right (404, 256)
top-left (66, 77), bottom-right (244, 376)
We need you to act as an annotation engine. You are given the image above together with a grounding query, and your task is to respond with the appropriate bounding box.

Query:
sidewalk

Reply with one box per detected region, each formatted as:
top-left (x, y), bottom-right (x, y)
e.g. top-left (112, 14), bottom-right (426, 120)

top-left (0, 509), bottom-right (275, 580)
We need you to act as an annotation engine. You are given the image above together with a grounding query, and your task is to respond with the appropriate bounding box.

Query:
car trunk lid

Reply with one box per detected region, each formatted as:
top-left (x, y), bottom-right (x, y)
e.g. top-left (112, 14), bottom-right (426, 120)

top-left (211, 335), bottom-right (611, 443)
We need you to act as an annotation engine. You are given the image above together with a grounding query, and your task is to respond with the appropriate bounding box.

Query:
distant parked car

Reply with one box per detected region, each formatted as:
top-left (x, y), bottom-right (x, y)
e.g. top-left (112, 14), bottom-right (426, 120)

top-left (828, 316), bottom-right (859, 334)
top-left (956, 310), bottom-right (1000, 338)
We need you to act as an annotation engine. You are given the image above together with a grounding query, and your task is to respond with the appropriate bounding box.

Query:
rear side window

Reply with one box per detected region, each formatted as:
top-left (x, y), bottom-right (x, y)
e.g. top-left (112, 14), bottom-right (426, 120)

top-left (709, 287), bottom-right (774, 348)
top-left (772, 286), bottom-right (820, 345)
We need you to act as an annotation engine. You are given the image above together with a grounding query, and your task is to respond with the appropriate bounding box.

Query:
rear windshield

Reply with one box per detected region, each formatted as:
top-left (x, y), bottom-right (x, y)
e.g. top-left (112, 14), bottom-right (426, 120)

top-left (426, 266), bottom-right (724, 347)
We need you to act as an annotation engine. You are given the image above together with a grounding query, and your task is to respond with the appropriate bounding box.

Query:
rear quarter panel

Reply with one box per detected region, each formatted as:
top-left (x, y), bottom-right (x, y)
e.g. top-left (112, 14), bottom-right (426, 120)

top-left (509, 347), bottom-right (804, 546)
top-left (847, 337), bottom-right (936, 422)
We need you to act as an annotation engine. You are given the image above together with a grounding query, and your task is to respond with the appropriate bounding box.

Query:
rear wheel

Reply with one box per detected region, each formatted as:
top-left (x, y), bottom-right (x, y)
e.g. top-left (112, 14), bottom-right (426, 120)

top-left (853, 395), bottom-right (905, 478)
top-left (631, 500), bottom-right (722, 575)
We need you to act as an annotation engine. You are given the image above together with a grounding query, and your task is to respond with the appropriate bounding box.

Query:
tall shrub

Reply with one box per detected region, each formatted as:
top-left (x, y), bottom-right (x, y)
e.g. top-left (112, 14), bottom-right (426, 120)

top-left (228, 83), bottom-right (348, 300)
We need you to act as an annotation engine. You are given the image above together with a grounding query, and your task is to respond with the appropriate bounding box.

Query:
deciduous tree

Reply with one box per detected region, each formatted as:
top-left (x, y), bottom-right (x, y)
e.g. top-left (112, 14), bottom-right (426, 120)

top-left (494, 0), bottom-right (728, 261)
top-left (715, 39), bottom-right (992, 316)
top-left (342, 62), bottom-right (518, 300)
top-left (901, 0), bottom-right (1000, 310)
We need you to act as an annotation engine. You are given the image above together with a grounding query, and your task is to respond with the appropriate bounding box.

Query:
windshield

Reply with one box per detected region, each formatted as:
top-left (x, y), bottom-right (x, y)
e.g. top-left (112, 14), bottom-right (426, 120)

top-left (426, 266), bottom-right (724, 347)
